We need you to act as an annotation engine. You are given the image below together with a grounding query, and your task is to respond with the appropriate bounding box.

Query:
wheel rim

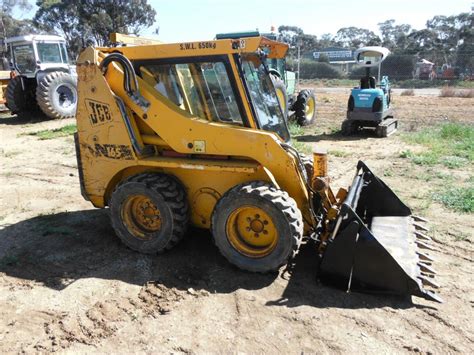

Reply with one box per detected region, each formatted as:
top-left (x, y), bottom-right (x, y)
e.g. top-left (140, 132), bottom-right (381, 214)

top-left (276, 88), bottom-right (287, 113)
top-left (305, 96), bottom-right (315, 120)
top-left (226, 206), bottom-right (278, 258)
top-left (55, 83), bottom-right (76, 109)
top-left (121, 195), bottom-right (162, 239)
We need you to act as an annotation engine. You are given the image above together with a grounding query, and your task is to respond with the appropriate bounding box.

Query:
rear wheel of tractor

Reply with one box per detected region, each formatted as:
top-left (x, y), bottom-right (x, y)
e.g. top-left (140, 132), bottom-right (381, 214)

top-left (293, 89), bottom-right (316, 126)
top-left (110, 173), bottom-right (189, 254)
top-left (211, 182), bottom-right (303, 273)
top-left (271, 74), bottom-right (288, 119)
top-left (341, 120), bottom-right (357, 136)
top-left (36, 71), bottom-right (77, 119)
top-left (6, 76), bottom-right (31, 114)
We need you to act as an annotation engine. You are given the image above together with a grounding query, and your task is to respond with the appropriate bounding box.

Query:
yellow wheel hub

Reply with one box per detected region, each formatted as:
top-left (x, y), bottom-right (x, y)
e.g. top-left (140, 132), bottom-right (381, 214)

top-left (305, 96), bottom-right (315, 120)
top-left (226, 206), bottom-right (278, 258)
top-left (122, 195), bottom-right (162, 239)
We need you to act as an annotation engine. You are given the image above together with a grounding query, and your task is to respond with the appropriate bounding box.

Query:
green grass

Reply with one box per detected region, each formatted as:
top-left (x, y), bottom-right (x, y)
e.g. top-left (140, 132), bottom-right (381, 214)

top-left (288, 122), bottom-right (311, 154)
top-left (401, 123), bottom-right (474, 168)
top-left (433, 186), bottom-right (474, 213)
top-left (328, 149), bottom-right (349, 157)
top-left (26, 124), bottom-right (77, 140)
top-left (288, 122), bottom-right (304, 136)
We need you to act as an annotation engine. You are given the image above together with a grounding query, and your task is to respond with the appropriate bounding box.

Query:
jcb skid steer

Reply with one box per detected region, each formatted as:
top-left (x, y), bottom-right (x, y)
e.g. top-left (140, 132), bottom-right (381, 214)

top-left (74, 35), bottom-right (441, 303)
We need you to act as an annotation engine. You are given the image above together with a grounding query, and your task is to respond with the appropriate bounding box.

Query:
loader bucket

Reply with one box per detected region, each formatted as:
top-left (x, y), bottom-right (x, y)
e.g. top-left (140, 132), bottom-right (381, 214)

top-left (318, 161), bottom-right (442, 303)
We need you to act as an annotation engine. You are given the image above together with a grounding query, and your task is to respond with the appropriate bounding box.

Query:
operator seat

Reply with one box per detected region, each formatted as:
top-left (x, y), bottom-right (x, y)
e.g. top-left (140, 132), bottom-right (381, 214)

top-left (360, 76), bottom-right (376, 89)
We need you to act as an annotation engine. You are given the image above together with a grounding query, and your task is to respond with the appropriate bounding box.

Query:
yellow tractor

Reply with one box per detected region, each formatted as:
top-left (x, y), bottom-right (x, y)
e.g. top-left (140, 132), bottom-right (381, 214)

top-left (74, 34), bottom-right (441, 302)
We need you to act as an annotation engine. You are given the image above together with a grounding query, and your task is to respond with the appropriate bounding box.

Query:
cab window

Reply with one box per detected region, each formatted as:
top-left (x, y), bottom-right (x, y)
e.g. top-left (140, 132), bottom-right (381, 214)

top-left (12, 44), bottom-right (35, 73)
top-left (37, 43), bottom-right (63, 64)
top-left (138, 60), bottom-right (243, 124)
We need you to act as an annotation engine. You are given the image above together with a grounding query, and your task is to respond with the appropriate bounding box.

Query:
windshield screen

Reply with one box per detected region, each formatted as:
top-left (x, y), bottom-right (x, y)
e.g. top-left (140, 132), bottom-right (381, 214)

top-left (12, 44), bottom-right (35, 73)
top-left (37, 42), bottom-right (63, 64)
top-left (138, 60), bottom-right (243, 124)
top-left (241, 54), bottom-right (290, 142)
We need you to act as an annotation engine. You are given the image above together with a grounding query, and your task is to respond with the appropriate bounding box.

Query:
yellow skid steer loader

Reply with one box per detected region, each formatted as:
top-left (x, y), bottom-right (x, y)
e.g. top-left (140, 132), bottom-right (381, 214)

top-left (74, 34), bottom-right (441, 303)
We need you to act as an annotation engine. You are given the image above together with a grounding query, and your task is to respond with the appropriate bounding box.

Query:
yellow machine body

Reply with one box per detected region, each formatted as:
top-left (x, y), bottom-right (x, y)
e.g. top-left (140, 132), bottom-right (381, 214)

top-left (0, 70), bottom-right (10, 106)
top-left (75, 36), bottom-right (310, 230)
top-left (74, 34), bottom-right (441, 303)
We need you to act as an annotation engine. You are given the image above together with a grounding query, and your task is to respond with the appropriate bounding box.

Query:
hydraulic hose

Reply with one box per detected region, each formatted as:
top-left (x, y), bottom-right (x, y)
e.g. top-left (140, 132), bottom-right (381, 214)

top-left (99, 52), bottom-right (149, 110)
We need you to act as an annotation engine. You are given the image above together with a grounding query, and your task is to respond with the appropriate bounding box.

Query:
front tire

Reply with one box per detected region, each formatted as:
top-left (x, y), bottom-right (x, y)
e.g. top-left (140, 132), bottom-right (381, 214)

top-left (110, 173), bottom-right (189, 254)
top-left (36, 71), bottom-right (77, 119)
top-left (211, 182), bottom-right (303, 273)
top-left (293, 89), bottom-right (317, 126)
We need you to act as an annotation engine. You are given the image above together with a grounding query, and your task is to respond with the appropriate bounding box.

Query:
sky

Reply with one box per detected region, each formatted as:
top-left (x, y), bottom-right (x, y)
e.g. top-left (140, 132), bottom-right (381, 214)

top-left (14, 0), bottom-right (473, 43)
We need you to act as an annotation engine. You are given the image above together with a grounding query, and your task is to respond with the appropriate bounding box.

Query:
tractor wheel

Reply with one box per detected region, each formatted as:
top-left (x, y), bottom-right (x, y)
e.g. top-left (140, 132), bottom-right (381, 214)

top-left (271, 73), bottom-right (288, 119)
top-left (341, 119), bottom-right (358, 136)
top-left (211, 181), bottom-right (303, 273)
top-left (6, 76), bottom-right (34, 114)
top-left (110, 173), bottom-right (189, 254)
top-left (36, 71), bottom-right (77, 119)
top-left (293, 89), bottom-right (316, 126)
top-left (299, 153), bottom-right (314, 183)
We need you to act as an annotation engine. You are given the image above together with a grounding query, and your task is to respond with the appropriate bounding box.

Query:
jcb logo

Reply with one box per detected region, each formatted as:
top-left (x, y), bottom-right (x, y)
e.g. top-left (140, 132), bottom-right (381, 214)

top-left (86, 99), bottom-right (112, 126)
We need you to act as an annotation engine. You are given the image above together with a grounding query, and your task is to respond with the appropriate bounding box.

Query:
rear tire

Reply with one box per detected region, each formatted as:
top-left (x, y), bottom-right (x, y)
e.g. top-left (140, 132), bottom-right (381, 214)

top-left (211, 181), bottom-right (303, 273)
top-left (36, 71), bottom-right (77, 119)
top-left (293, 89), bottom-right (317, 126)
top-left (6, 76), bottom-right (36, 114)
top-left (110, 173), bottom-right (189, 254)
top-left (270, 74), bottom-right (288, 119)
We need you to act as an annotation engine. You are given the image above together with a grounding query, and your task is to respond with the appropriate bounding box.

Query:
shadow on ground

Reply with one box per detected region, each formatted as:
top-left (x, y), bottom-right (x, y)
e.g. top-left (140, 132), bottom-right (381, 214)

top-left (0, 111), bottom-right (50, 125)
top-left (295, 128), bottom-right (379, 143)
top-left (0, 209), bottom-right (422, 310)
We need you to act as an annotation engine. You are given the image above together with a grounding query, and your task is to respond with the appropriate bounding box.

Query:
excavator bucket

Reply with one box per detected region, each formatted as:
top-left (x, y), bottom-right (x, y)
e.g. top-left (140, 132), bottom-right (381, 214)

top-left (319, 161), bottom-right (442, 303)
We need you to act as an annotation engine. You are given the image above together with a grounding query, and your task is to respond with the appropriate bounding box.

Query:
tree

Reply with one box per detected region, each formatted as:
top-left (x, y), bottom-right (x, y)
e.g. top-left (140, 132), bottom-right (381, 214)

top-left (34, 0), bottom-right (157, 57)
top-left (335, 27), bottom-right (380, 48)
top-left (277, 25), bottom-right (321, 59)
top-left (317, 53), bottom-right (329, 63)
top-left (34, 1), bottom-right (83, 56)
top-left (377, 19), bottom-right (411, 51)
top-left (0, 0), bottom-right (34, 41)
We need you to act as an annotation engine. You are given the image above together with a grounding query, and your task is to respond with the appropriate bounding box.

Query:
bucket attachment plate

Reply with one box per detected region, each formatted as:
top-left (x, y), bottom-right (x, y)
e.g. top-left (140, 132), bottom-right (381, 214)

top-left (318, 161), bottom-right (442, 303)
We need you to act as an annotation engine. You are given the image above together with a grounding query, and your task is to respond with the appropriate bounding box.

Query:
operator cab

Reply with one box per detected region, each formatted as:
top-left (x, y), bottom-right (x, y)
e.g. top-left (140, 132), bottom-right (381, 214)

top-left (6, 34), bottom-right (70, 78)
top-left (133, 44), bottom-right (290, 142)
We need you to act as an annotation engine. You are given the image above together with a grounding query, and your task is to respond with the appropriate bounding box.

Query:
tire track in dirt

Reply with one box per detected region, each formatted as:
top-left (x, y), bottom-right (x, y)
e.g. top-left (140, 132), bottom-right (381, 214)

top-left (28, 282), bottom-right (188, 352)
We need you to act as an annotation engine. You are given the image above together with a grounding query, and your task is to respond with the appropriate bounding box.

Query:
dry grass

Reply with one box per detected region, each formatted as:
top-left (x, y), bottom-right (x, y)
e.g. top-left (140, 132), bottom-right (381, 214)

top-left (400, 89), bottom-right (415, 96)
top-left (440, 87), bottom-right (474, 98)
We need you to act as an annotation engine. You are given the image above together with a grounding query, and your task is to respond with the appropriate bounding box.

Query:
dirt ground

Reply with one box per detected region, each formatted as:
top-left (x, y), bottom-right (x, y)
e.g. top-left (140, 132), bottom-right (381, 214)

top-left (0, 92), bottom-right (473, 353)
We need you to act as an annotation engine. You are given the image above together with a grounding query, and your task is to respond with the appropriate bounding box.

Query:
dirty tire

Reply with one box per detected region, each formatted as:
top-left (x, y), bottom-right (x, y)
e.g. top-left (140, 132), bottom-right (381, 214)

top-left (110, 173), bottom-right (189, 254)
top-left (36, 71), bottom-right (77, 119)
top-left (211, 181), bottom-right (303, 273)
top-left (271, 73), bottom-right (288, 119)
top-left (293, 89), bottom-right (316, 126)
top-left (341, 119), bottom-right (358, 136)
top-left (299, 153), bottom-right (314, 183)
top-left (6, 76), bottom-right (31, 114)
